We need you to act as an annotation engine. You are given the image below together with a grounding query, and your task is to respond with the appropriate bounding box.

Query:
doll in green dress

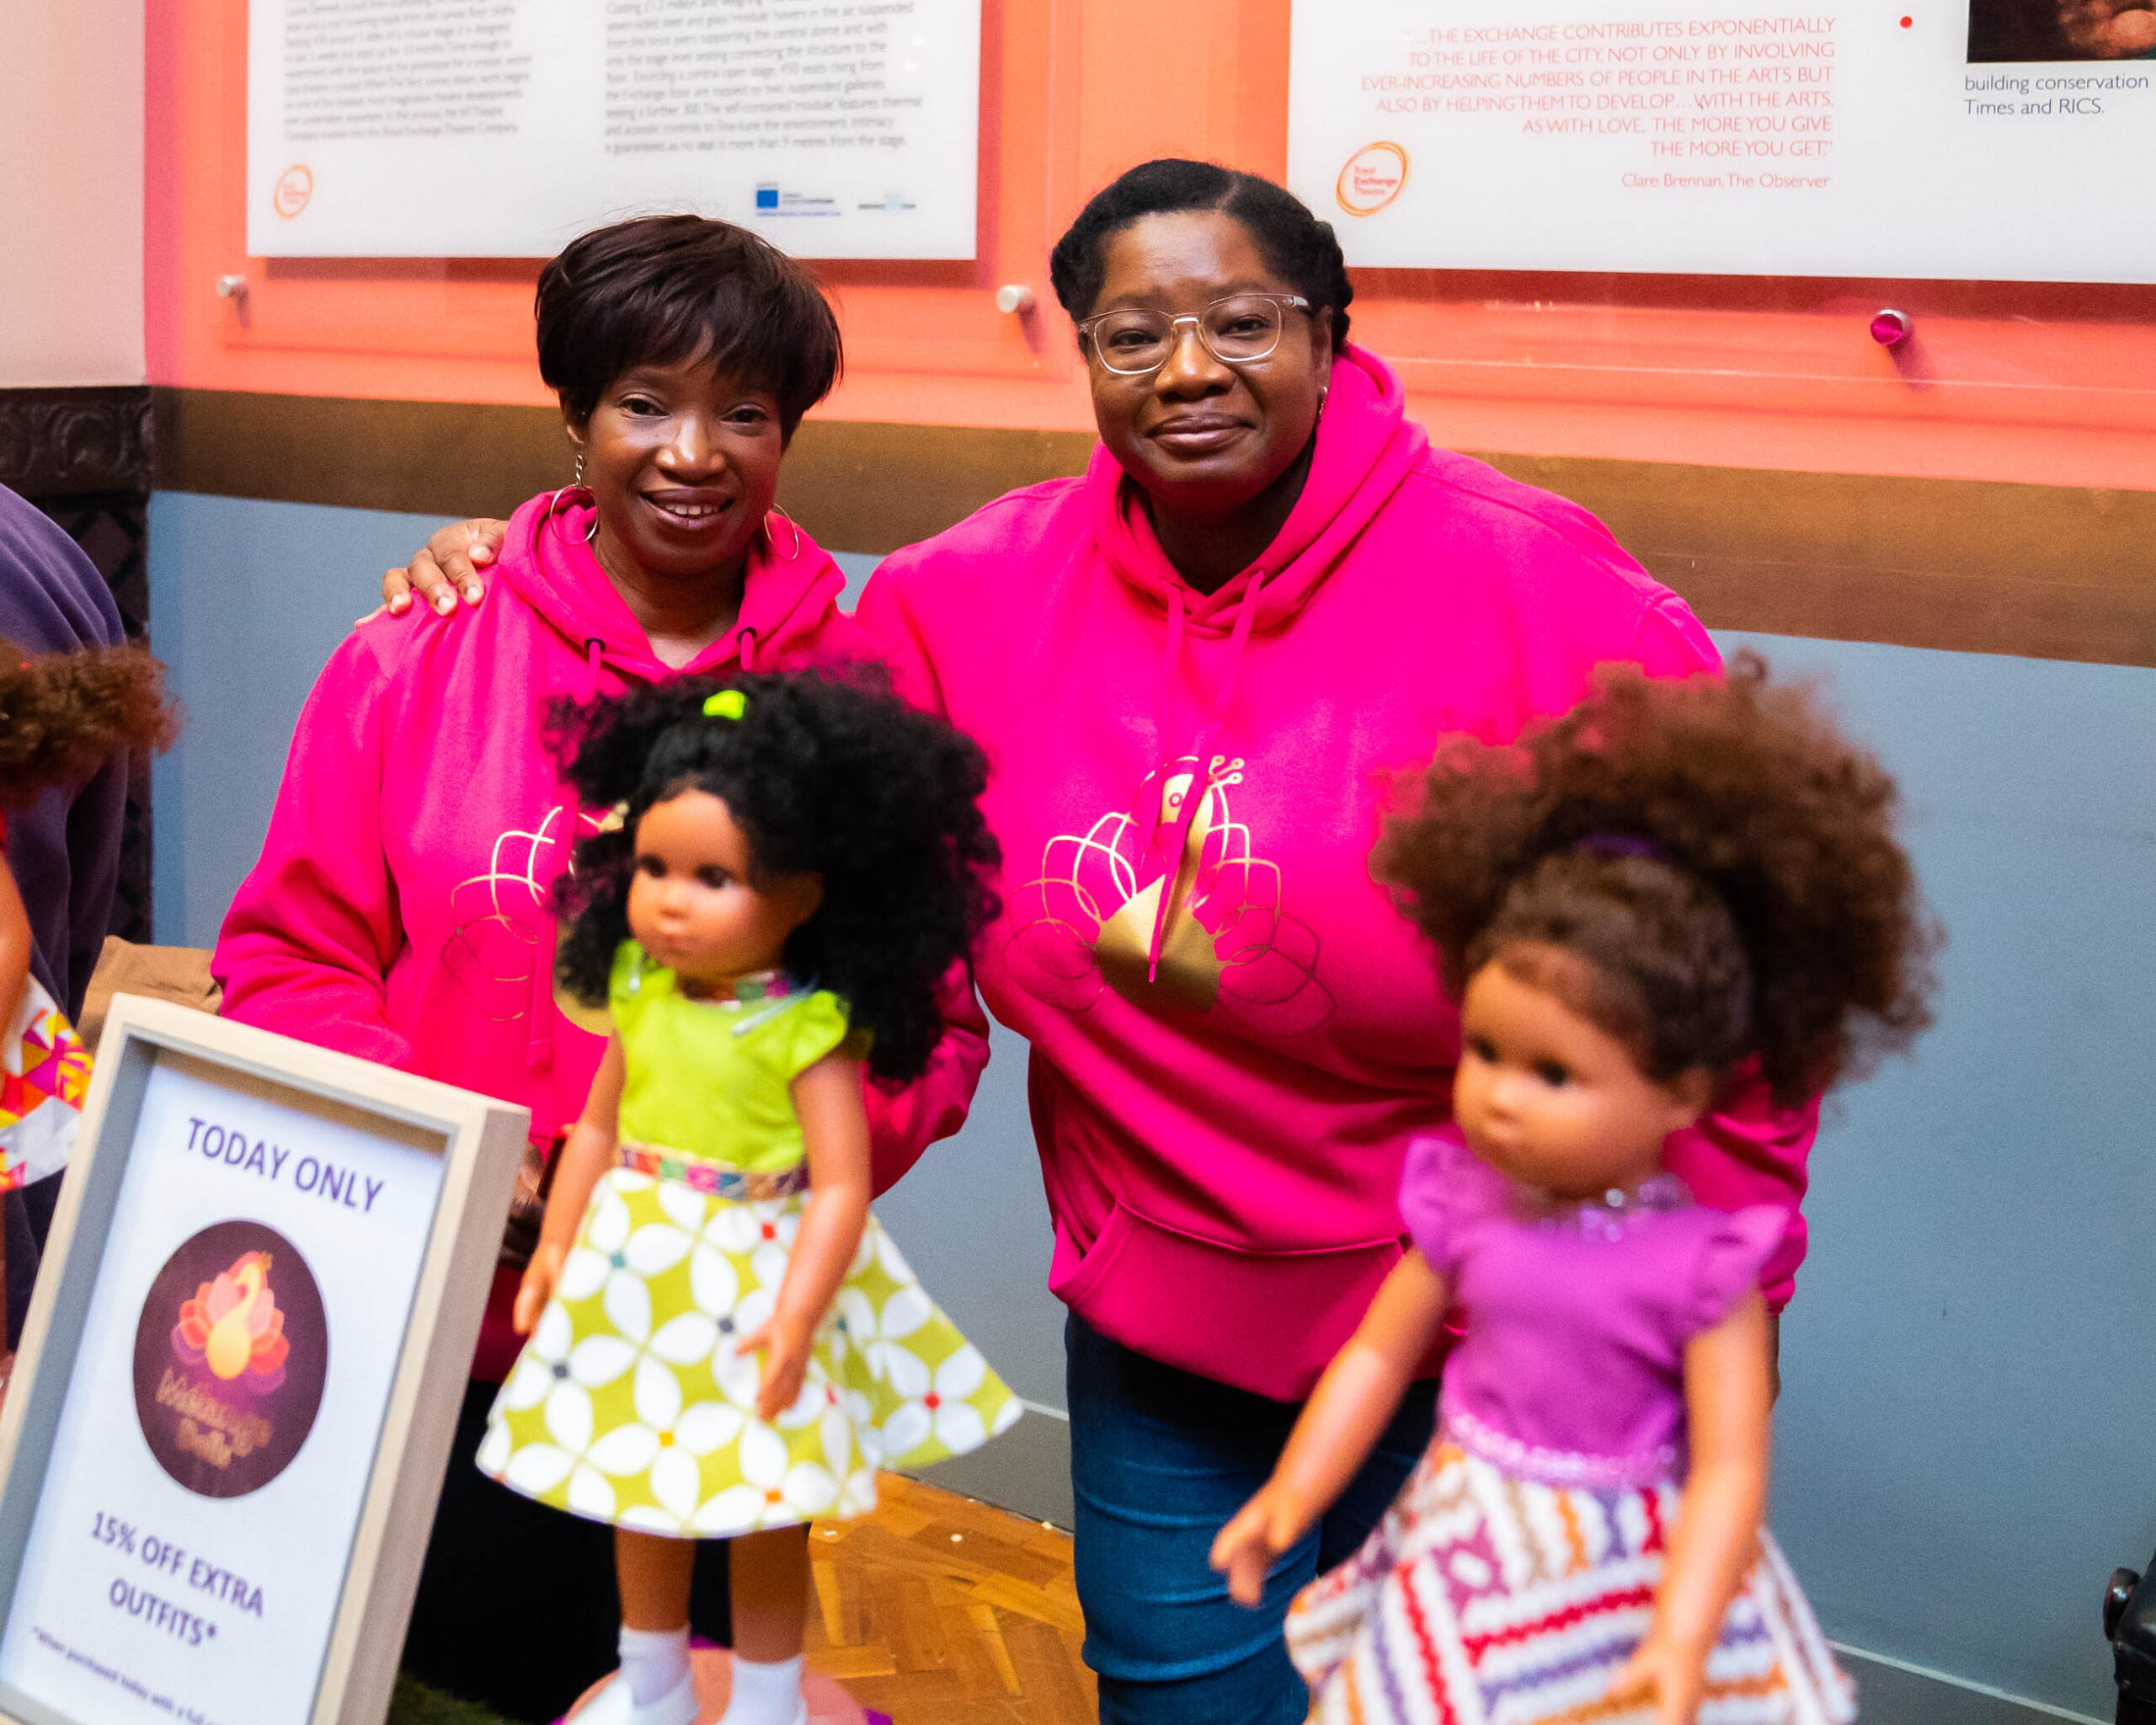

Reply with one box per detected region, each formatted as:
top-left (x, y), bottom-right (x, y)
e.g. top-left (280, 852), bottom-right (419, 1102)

top-left (477, 670), bottom-right (1020, 1725)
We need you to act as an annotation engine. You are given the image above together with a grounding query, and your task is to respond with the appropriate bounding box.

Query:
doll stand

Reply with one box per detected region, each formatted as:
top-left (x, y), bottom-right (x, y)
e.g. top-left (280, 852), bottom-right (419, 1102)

top-left (561, 1647), bottom-right (880, 1725)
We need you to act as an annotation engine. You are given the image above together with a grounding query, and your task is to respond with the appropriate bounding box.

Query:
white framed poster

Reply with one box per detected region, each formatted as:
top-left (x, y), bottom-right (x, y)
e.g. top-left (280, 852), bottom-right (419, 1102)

top-left (0, 997), bottom-right (526, 1725)
top-left (247, 0), bottom-right (982, 259)
top-left (1288, 0), bottom-right (2156, 282)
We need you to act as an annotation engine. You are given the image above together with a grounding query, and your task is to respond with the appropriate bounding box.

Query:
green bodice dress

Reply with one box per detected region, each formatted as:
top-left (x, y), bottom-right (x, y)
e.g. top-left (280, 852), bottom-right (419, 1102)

top-left (478, 943), bottom-right (1019, 1537)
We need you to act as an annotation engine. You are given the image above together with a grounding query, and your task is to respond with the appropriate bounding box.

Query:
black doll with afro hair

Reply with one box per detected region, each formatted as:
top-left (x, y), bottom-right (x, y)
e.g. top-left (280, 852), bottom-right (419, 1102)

top-left (547, 667), bottom-right (1000, 1085)
top-left (1373, 652), bottom-right (1937, 1108)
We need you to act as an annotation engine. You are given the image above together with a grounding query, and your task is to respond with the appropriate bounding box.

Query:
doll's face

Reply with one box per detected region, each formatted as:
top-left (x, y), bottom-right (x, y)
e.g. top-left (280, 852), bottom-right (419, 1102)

top-left (1452, 947), bottom-right (1714, 1200)
top-left (627, 789), bottom-right (822, 984)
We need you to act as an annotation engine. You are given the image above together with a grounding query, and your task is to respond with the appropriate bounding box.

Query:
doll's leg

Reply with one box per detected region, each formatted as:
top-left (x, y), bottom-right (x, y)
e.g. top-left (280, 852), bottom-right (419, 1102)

top-left (591, 1530), bottom-right (699, 1725)
top-left (721, 1526), bottom-right (812, 1725)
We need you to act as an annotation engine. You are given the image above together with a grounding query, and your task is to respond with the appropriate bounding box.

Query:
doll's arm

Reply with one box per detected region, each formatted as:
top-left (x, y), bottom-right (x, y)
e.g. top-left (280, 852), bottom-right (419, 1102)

top-left (511, 1034), bottom-right (625, 1334)
top-left (0, 859), bottom-right (31, 1044)
top-left (1211, 1248), bottom-right (1452, 1606)
top-left (1606, 1289), bottom-right (1774, 1725)
top-left (742, 1052), bottom-right (872, 1423)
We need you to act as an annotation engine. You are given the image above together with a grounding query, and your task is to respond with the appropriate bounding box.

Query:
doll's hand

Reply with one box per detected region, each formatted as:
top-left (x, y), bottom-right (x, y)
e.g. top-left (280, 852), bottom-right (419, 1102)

top-left (1209, 1481), bottom-right (1310, 1608)
top-left (513, 1242), bottom-right (566, 1336)
top-left (739, 1311), bottom-right (814, 1423)
top-left (1605, 1631), bottom-right (1708, 1725)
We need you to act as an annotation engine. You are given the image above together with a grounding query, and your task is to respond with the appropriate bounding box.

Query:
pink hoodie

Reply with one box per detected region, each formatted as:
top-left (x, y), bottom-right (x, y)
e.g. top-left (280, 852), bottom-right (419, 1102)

top-left (216, 491), bottom-right (986, 1378)
top-left (857, 347), bottom-right (1815, 1403)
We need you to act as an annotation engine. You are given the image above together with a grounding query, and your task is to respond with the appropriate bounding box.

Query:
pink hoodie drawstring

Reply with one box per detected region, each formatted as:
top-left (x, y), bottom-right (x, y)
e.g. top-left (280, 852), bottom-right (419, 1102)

top-left (1144, 568), bottom-right (1267, 983)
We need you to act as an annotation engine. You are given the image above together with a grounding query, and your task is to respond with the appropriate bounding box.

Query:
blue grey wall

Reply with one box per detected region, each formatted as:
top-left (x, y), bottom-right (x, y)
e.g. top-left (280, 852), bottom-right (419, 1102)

top-left (147, 490), bottom-right (2151, 1720)
top-left (1730, 629), bottom-right (2156, 1722)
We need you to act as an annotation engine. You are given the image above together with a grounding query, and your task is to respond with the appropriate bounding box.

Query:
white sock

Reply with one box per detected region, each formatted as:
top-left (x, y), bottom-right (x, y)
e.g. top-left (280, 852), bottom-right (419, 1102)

top-left (720, 1652), bottom-right (804, 1725)
top-left (617, 1623), bottom-right (691, 1707)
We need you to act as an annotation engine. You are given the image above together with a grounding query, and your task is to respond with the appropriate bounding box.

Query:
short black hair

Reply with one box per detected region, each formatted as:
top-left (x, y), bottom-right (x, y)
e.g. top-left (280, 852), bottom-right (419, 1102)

top-left (1048, 159), bottom-right (1353, 353)
top-left (535, 216), bottom-right (843, 437)
top-left (547, 669), bottom-right (1001, 1085)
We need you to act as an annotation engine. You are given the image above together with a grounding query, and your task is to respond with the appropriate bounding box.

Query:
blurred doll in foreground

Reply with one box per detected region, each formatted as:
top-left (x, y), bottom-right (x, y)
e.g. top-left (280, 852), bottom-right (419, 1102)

top-left (1213, 656), bottom-right (1935, 1724)
top-left (0, 636), bottom-right (175, 1371)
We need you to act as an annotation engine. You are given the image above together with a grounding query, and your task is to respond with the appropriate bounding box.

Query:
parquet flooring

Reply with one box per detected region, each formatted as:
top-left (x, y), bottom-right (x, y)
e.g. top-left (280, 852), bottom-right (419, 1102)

top-left (804, 1474), bottom-right (1097, 1725)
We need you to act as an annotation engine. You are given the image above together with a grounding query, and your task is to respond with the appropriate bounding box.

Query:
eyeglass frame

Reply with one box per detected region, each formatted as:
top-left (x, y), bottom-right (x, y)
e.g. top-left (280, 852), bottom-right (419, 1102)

top-left (1075, 292), bottom-right (1316, 377)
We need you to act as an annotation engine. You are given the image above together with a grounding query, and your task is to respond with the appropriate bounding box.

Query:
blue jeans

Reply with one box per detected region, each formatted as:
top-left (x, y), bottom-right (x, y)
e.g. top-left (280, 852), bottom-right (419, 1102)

top-left (1066, 1313), bottom-right (1438, 1725)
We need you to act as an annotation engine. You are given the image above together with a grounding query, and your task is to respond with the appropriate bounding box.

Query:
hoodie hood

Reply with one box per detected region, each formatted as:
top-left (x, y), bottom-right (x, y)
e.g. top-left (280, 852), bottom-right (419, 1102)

top-left (1086, 344), bottom-right (1429, 638)
top-left (499, 490), bottom-right (850, 683)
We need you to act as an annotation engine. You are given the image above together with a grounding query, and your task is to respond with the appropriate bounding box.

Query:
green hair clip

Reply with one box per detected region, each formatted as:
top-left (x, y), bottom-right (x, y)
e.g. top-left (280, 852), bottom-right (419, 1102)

top-left (702, 689), bottom-right (747, 721)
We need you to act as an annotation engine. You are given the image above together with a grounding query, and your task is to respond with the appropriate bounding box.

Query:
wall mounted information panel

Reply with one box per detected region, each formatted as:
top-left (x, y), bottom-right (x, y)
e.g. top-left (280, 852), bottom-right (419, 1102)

top-left (0, 997), bottom-right (526, 1725)
top-left (1289, 0), bottom-right (2156, 282)
top-left (248, 0), bottom-right (983, 259)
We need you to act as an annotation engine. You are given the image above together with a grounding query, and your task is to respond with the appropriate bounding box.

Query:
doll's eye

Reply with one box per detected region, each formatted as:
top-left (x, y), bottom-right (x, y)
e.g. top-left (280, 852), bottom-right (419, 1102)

top-left (636, 854), bottom-right (666, 878)
top-left (697, 867), bottom-right (732, 890)
top-left (1534, 1060), bottom-right (1571, 1087)
top-left (1466, 1037), bottom-right (1497, 1065)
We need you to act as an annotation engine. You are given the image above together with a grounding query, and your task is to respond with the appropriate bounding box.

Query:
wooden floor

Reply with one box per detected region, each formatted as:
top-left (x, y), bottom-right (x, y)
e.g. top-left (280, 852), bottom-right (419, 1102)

top-left (804, 1474), bottom-right (1097, 1725)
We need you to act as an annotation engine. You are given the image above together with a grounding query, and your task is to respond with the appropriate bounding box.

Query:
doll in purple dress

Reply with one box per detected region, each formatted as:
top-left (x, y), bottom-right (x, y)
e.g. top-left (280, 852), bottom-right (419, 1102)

top-left (1211, 655), bottom-right (1935, 1725)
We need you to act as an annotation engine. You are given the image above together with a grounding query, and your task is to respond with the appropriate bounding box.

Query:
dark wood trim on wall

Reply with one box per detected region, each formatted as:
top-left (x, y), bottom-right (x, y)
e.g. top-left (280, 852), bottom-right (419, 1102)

top-left (152, 387), bottom-right (2156, 670)
top-left (0, 386), bottom-right (155, 497)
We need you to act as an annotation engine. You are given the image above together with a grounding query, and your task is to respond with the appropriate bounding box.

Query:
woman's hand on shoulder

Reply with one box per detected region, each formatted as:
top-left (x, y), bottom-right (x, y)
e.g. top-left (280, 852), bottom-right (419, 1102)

top-left (373, 518), bottom-right (510, 621)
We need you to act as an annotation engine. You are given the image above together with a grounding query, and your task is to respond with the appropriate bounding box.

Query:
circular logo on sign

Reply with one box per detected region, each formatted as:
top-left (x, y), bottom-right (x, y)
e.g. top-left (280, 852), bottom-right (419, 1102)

top-left (132, 1220), bottom-right (328, 1498)
top-left (272, 164), bottom-right (313, 220)
top-left (1336, 142), bottom-right (1409, 217)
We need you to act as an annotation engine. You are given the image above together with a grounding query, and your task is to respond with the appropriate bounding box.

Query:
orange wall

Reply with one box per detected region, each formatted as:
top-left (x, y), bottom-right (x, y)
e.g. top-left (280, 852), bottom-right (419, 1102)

top-left (147, 0), bottom-right (2156, 489)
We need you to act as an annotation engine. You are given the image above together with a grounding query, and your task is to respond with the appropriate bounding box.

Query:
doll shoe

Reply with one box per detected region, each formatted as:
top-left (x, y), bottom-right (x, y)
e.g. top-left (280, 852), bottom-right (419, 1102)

top-left (631, 1671), bottom-right (701, 1725)
top-left (573, 1671), bottom-right (699, 1725)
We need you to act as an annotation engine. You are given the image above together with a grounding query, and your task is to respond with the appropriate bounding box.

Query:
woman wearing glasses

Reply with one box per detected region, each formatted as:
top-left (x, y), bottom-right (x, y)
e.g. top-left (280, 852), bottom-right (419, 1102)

top-left (387, 160), bottom-right (1814, 1725)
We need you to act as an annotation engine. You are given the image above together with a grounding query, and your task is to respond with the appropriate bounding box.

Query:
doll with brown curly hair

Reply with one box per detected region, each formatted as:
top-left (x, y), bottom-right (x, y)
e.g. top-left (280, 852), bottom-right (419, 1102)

top-left (1, 636), bottom-right (175, 1189)
top-left (1211, 654), bottom-right (1935, 1725)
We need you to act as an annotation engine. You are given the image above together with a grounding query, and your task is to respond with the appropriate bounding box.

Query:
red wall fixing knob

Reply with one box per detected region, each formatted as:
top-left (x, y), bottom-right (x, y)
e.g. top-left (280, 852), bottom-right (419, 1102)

top-left (1870, 308), bottom-right (1912, 347)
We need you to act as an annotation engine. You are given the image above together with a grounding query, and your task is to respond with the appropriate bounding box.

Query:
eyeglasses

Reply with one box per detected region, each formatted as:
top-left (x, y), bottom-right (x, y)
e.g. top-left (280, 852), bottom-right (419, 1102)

top-left (1076, 293), bottom-right (1314, 376)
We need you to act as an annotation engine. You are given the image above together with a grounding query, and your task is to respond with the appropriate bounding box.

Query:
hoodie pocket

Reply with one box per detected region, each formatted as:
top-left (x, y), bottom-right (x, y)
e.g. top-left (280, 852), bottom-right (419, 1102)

top-left (1051, 1201), bottom-right (1404, 1402)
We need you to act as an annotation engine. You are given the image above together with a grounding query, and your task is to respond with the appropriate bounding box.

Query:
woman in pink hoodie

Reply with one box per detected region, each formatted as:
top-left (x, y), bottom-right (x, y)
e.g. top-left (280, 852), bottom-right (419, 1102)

top-left (390, 163), bottom-right (1815, 1725)
top-left (216, 216), bottom-right (983, 1723)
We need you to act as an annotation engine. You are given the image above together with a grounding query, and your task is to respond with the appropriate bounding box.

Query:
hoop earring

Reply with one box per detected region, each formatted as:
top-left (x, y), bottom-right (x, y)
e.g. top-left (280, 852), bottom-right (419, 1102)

top-left (763, 505), bottom-right (800, 562)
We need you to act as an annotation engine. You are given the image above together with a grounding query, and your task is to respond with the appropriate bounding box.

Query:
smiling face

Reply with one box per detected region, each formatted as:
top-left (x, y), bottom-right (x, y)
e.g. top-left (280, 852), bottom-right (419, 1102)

top-left (1084, 211), bottom-right (1333, 522)
top-left (626, 788), bottom-right (823, 985)
top-left (568, 354), bottom-right (786, 591)
top-left (1451, 948), bottom-right (1714, 1200)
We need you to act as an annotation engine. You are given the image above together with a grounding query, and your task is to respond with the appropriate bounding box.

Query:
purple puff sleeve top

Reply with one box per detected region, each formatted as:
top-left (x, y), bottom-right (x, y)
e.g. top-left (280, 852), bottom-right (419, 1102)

top-left (1401, 1129), bottom-right (1786, 1487)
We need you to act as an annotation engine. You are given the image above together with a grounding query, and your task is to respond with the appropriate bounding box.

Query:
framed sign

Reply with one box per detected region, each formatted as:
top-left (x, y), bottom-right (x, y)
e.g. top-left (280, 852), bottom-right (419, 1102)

top-left (246, 0), bottom-right (984, 259)
top-left (0, 996), bottom-right (527, 1725)
top-left (1288, 0), bottom-right (2156, 282)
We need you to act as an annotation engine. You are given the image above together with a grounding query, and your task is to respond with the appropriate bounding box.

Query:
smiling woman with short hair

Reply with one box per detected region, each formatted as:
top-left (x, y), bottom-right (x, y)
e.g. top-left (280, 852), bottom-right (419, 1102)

top-left (211, 215), bottom-right (979, 1720)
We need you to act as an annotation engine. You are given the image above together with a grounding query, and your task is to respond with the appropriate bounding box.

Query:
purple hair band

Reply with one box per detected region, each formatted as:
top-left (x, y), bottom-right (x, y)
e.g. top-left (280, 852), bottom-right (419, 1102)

top-left (1578, 833), bottom-right (1671, 863)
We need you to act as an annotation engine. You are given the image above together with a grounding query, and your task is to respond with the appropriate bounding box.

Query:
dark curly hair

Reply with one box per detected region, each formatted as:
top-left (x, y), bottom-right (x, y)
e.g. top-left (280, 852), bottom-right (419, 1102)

top-left (1372, 654), bottom-right (1935, 1108)
top-left (1048, 159), bottom-right (1353, 353)
top-left (536, 215), bottom-right (842, 437)
top-left (547, 670), bottom-right (999, 1084)
top-left (1, 638), bottom-right (178, 813)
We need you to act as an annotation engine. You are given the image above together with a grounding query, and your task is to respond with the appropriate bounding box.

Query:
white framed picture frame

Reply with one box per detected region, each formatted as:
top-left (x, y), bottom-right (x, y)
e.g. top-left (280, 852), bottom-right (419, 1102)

top-left (0, 995), bottom-right (528, 1725)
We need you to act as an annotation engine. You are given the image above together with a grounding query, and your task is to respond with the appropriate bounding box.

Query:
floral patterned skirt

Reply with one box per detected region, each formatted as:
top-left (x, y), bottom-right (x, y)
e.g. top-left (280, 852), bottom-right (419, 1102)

top-left (1286, 1442), bottom-right (1856, 1725)
top-left (477, 1163), bottom-right (1022, 1537)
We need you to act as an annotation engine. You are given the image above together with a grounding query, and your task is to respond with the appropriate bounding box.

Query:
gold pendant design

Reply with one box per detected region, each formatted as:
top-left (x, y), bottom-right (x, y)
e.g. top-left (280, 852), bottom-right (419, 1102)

top-left (1009, 756), bottom-right (1332, 1030)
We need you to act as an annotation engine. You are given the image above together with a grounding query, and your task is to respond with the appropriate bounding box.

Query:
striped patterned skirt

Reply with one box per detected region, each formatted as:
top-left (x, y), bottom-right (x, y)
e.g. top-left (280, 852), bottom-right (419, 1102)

top-left (1284, 1443), bottom-right (1855, 1725)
